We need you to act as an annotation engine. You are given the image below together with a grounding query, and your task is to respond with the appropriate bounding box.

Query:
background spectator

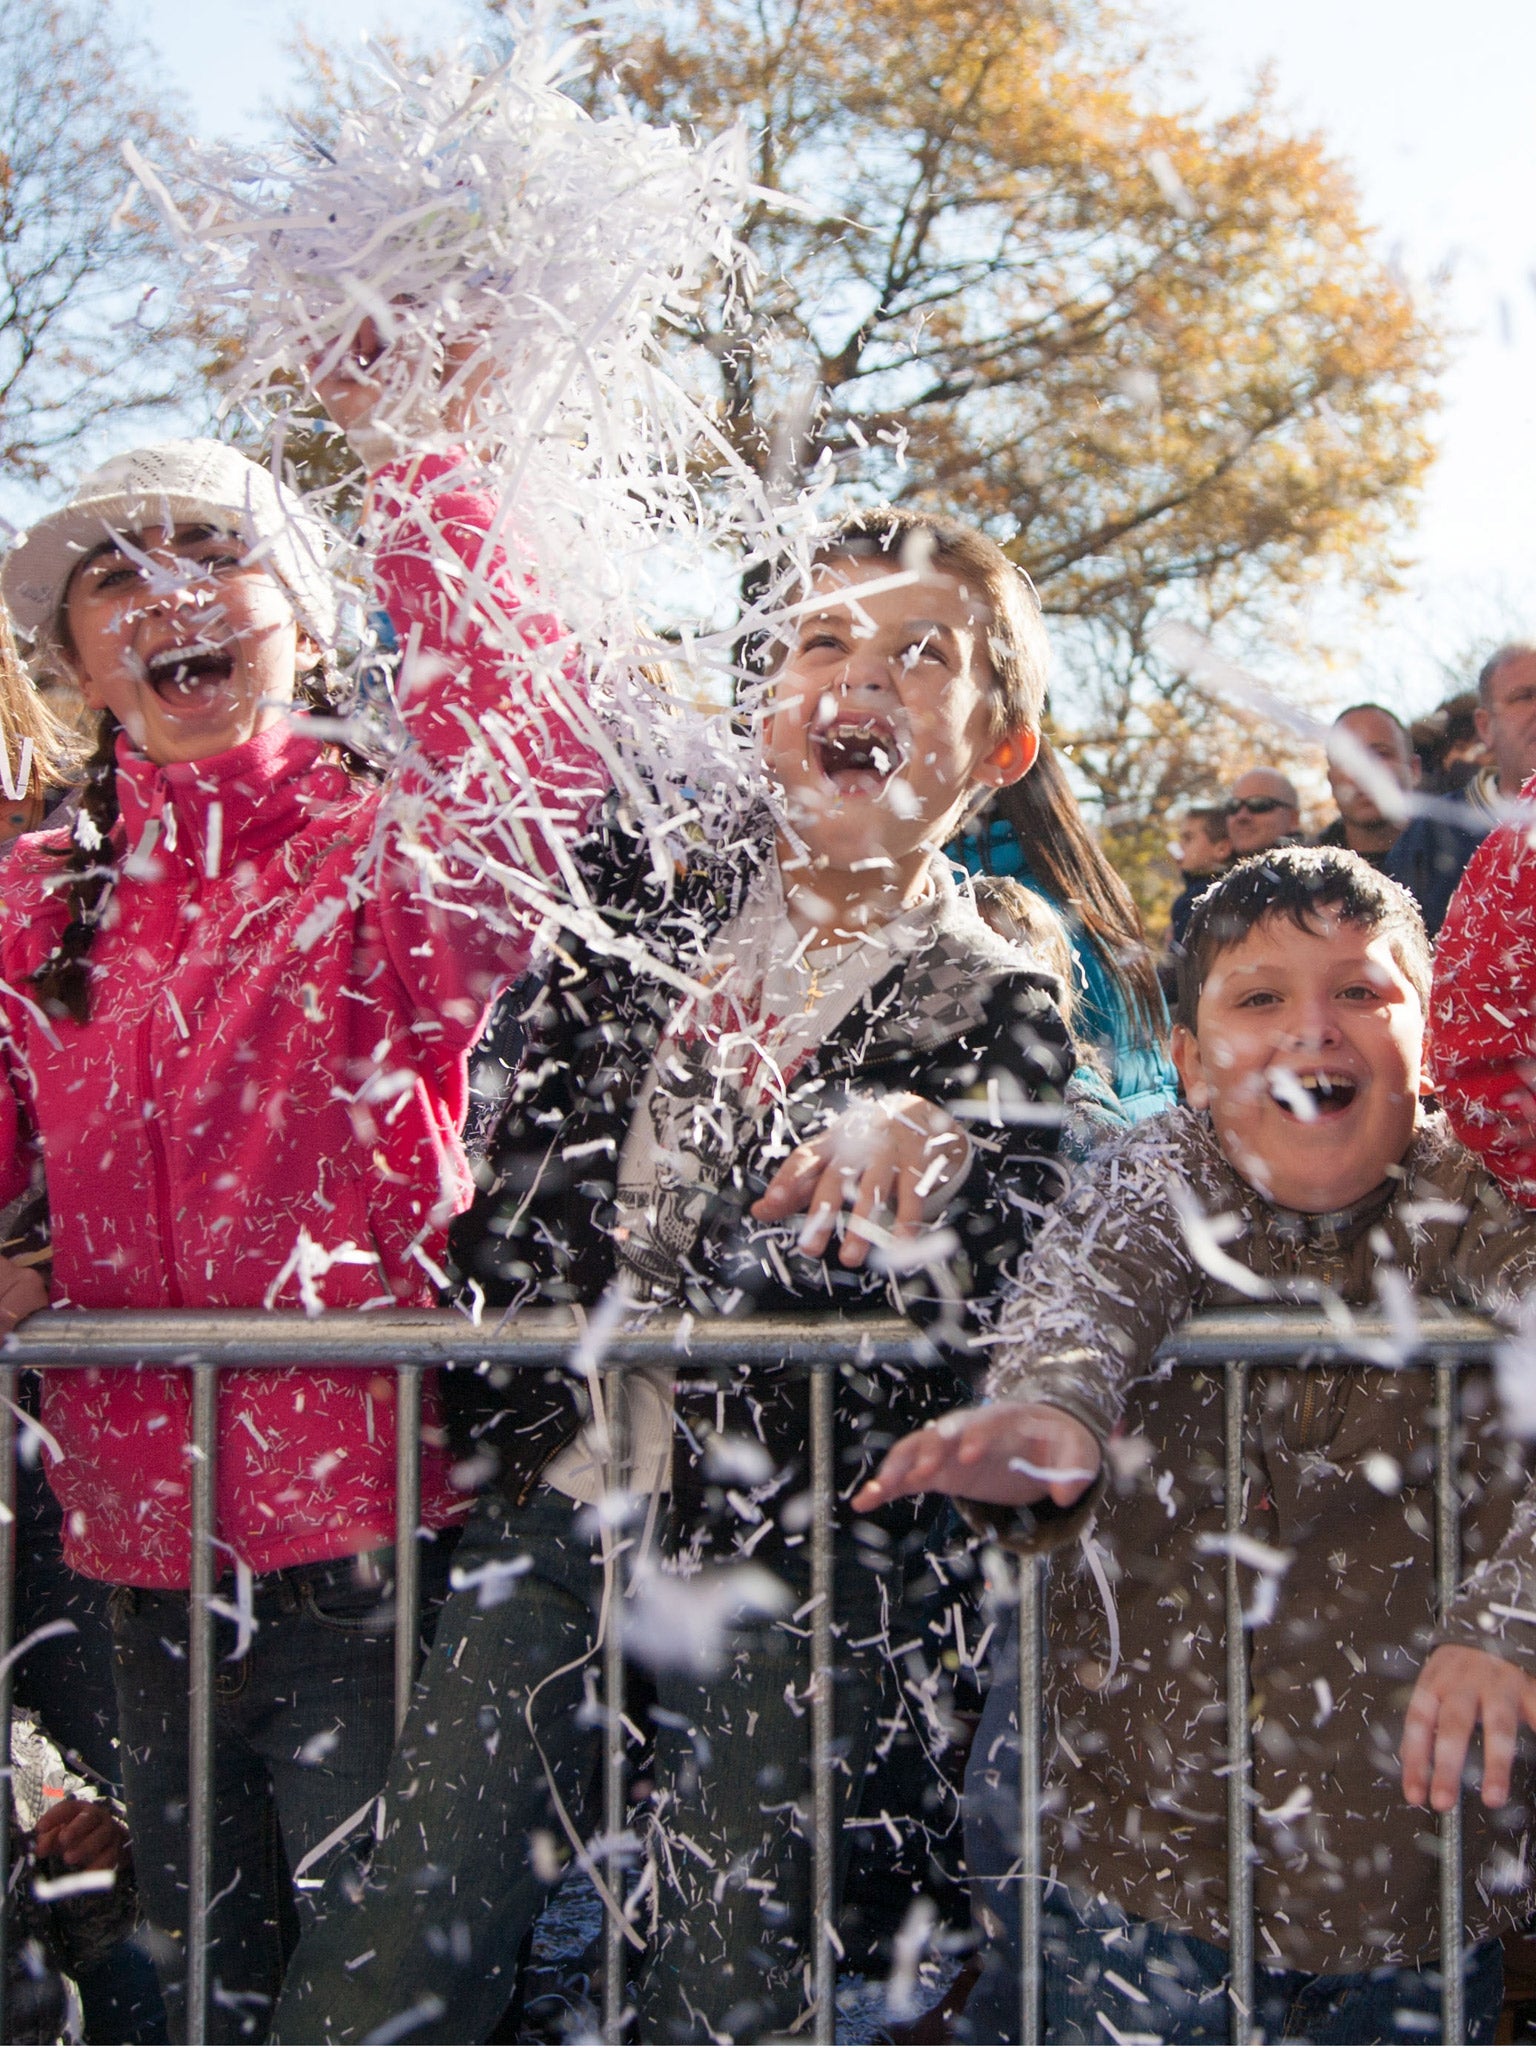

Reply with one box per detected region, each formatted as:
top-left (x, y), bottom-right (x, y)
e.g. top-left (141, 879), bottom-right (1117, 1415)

top-left (1472, 644), bottom-right (1536, 808)
top-left (1166, 802), bottom-right (1232, 950)
top-left (1316, 704), bottom-right (1417, 865)
top-left (956, 738), bottom-right (1177, 1119)
top-left (1225, 768), bottom-right (1301, 855)
top-left (1386, 649), bottom-right (1536, 936)
top-left (1412, 690), bottom-right (1486, 795)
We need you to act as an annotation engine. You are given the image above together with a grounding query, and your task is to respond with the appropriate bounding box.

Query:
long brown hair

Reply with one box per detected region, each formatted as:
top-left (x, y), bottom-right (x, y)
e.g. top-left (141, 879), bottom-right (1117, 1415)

top-left (972, 736), bottom-right (1163, 1031)
top-left (0, 604), bottom-right (83, 799)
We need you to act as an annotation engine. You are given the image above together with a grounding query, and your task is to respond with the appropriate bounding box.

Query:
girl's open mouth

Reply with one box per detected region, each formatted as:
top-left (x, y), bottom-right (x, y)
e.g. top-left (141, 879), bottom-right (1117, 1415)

top-left (145, 642), bottom-right (236, 709)
top-left (811, 718), bottom-right (904, 794)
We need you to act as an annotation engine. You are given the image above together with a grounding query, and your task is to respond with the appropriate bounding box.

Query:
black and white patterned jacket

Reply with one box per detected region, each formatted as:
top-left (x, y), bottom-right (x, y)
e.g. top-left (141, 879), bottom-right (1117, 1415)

top-left (446, 794), bottom-right (1074, 1522)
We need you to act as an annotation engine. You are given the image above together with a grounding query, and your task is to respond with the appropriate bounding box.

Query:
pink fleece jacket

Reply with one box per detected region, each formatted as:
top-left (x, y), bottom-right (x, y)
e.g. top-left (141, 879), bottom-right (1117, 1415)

top-left (0, 453), bottom-right (603, 1586)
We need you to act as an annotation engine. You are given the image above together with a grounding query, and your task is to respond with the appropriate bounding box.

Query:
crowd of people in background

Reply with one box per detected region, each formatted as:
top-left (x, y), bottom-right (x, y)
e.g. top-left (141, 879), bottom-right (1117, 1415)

top-left (1164, 647), bottom-right (1536, 957)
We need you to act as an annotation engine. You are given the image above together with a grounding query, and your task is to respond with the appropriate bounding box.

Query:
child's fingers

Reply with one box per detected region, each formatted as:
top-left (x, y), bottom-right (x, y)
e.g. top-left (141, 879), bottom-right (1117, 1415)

top-left (852, 1433), bottom-right (940, 1507)
top-left (839, 1152), bottom-right (896, 1268)
top-left (799, 1163), bottom-right (852, 1258)
top-left (752, 1141), bottom-right (829, 1221)
top-left (1427, 1691), bottom-right (1479, 1812)
top-left (1400, 1680), bottom-right (1442, 1804)
top-left (1478, 1689), bottom-right (1522, 1809)
top-left (889, 1157), bottom-right (927, 1241)
top-left (0, 1259), bottom-right (46, 1336)
top-left (38, 1799), bottom-right (121, 1869)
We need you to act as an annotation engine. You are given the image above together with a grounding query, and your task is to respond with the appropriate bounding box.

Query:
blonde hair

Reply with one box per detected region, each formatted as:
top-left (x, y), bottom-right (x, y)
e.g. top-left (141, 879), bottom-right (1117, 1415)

top-left (0, 604), bottom-right (84, 798)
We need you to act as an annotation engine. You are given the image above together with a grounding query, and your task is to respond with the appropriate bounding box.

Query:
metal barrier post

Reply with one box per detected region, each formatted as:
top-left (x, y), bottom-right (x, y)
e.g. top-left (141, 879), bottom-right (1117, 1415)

top-left (810, 1361), bottom-right (836, 2046)
top-left (0, 1364), bottom-right (16, 2045)
top-left (1435, 1359), bottom-right (1465, 2045)
top-left (602, 1369), bottom-right (629, 2048)
top-left (186, 1360), bottom-right (218, 2047)
top-left (1224, 1361), bottom-right (1255, 2045)
top-left (1017, 1554), bottom-right (1043, 2047)
top-left (393, 1363), bottom-right (423, 1735)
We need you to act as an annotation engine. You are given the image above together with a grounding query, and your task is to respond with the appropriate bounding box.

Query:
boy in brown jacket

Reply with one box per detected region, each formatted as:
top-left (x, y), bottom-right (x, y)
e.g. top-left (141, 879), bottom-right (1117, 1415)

top-left (859, 847), bottom-right (1536, 2044)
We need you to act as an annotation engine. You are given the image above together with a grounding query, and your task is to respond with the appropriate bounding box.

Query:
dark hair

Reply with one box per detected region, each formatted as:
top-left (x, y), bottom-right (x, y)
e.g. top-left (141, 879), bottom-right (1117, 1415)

top-left (1183, 802), bottom-right (1231, 838)
top-left (1175, 846), bottom-right (1431, 1032)
top-left (1477, 644), bottom-right (1536, 709)
top-left (768, 506), bottom-right (1050, 740)
top-left (975, 736), bottom-right (1163, 1031)
top-left (30, 658), bottom-right (353, 1025)
top-left (1334, 702), bottom-right (1411, 746)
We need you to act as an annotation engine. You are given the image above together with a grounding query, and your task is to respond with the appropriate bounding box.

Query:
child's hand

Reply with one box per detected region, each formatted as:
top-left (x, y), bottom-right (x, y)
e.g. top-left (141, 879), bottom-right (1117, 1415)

top-left (311, 314), bottom-right (492, 440)
top-left (34, 1797), bottom-right (126, 1872)
top-left (852, 1400), bottom-right (1101, 1512)
top-left (1401, 1644), bottom-right (1536, 1811)
top-left (0, 1253), bottom-right (47, 1337)
top-left (750, 1093), bottom-right (970, 1269)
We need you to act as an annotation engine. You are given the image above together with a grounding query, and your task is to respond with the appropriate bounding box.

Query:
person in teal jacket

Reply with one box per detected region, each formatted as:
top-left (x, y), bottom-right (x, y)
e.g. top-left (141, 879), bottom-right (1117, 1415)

top-left (953, 737), bottom-right (1177, 1120)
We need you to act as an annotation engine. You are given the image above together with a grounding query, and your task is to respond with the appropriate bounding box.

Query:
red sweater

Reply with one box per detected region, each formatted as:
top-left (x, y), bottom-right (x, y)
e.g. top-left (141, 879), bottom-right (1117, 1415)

top-left (1431, 777), bottom-right (1536, 1204)
top-left (0, 454), bottom-right (602, 1585)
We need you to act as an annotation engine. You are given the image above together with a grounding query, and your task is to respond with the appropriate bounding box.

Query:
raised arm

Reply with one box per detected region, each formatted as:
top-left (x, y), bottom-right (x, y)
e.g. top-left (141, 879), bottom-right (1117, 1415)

top-left (854, 1109), bottom-right (1224, 1532)
top-left (1431, 814), bottom-right (1536, 1204)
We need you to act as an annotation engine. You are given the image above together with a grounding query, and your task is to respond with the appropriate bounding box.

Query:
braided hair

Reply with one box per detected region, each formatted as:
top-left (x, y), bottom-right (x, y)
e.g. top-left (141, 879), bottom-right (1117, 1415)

top-left (29, 711), bottom-right (122, 1024)
top-left (28, 648), bottom-right (361, 1026)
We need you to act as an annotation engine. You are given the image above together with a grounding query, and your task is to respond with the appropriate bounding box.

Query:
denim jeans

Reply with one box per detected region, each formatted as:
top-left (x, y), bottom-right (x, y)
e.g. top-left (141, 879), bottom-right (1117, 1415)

top-left (110, 1539), bottom-right (453, 2045)
top-left (961, 1620), bottom-right (1503, 2046)
top-left (271, 1488), bottom-right (914, 2045)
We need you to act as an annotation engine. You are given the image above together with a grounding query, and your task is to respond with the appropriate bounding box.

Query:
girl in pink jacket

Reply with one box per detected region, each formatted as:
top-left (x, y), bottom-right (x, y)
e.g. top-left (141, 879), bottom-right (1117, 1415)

top-left (0, 426), bottom-right (601, 2039)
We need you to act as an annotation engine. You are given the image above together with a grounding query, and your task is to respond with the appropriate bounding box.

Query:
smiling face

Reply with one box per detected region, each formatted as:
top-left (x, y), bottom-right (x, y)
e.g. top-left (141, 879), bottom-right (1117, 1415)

top-left (1225, 770), bottom-right (1301, 856)
top-left (1171, 910), bottom-right (1425, 1213)
top-left (1477, 651), bottom-right (1536, 798)
top-left (763, 554), bottom-right (1030, 890)
top-left (63, 524), bottom-right (313, 766)
top-left (1327, 708), bottom-right (1418, 831)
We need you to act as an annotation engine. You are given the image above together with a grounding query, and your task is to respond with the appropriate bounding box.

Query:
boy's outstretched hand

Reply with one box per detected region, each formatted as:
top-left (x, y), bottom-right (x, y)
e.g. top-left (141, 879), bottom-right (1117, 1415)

top-left (35, 1797), bottom-right (126, 1872)
top-left (852, 1399), bottom-right (1101, 1513)
top-left (751, 1093), bottom-right (969, 1269)
top-left (1401, 1644), bottom-right (1536, 1811)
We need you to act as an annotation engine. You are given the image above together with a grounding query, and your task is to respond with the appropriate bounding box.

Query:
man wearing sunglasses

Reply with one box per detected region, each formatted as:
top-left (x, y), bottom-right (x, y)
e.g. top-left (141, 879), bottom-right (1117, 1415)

top-left (1225, 768), bottom-right (1302, 855)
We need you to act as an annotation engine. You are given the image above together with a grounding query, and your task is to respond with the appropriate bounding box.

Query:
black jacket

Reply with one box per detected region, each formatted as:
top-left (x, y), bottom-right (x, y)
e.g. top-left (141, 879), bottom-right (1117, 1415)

top-left (447, 798), bottom-right (1074, 1523)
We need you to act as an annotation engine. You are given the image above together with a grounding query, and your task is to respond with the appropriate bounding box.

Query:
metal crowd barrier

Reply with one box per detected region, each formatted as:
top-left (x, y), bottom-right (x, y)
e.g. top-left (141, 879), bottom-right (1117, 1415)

top-left (0, 1303), bottom-right (1500, 2045)
top-left (1013, 1304), bottom-right (1495, 2048)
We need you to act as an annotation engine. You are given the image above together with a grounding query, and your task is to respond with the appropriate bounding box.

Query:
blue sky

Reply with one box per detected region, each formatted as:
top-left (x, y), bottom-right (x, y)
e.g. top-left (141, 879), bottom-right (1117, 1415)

top-left (106, 2), bottom-right (1536, 711)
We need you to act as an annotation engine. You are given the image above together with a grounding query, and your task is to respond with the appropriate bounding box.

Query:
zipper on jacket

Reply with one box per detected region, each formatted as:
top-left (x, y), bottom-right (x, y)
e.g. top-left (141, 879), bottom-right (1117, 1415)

top-left (137, 1005), bottom-right (183, 1309)
top-left (135, 881), bottom-right (192, 1308)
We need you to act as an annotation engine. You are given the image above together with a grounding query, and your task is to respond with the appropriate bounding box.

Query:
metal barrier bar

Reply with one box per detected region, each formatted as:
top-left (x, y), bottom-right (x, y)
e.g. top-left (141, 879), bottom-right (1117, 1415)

top-left (0, 1306), bottom-right (1497, 2046)
top-left (1436, 1359), bottom-right (1465, 2045)
top-left (393, 1363), bottom-right (423, 1737)
top-left (1224, 1360), bottom-right (1255, 2044)
top-left (810, 1361), bottom-right (836, 2045)
top-left (1016, 1555), bottom-right (1043, 2047)
top-left (0, 1364), bottom-right (15, 2046)
top-left (186, 1361), bottom-right (218, 2048)
top-left (603, 1370), bottom-right (629, 2048)
top-left (2, 1307), bottom-right (930, 1372)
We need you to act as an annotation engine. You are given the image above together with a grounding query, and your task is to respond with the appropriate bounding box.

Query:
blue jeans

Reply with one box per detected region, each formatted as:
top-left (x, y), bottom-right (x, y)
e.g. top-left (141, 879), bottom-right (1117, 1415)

top-left (272, 1488), bottom-right (908, 2045)
top-left (962, 1621), bottom-right (1503, 2045)
top-left (111, 1539), bottom-right (453, 2045)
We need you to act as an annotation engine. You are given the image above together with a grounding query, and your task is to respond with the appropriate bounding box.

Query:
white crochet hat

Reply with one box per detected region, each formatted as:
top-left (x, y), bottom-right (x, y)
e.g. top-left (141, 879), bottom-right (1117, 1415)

top-left (2, 440), bottom-right (338, 645)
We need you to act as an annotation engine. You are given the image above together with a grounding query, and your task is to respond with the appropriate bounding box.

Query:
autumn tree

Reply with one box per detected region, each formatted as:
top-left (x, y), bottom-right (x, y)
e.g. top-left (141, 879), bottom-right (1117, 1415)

top-left (0, 0), bottom-right (200, 493)
top-left (551, 0), bottom-right (1441, 853)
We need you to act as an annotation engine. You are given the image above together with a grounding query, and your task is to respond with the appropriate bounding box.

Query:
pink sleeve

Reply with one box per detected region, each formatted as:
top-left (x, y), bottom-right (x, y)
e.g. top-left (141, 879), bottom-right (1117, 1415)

top-left (1430, 812), bottom-right (1536, 1205)
top-left (364, 450), bottom-right (607, 1034)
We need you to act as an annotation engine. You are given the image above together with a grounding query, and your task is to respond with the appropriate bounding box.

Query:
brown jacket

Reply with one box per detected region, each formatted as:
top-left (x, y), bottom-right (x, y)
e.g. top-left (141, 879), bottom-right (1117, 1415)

top-left (981, 1106), bottom-right (1536, 1972)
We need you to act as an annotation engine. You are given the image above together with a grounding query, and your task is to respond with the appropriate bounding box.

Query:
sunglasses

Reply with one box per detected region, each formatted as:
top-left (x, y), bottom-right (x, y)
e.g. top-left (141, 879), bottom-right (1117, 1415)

top-left (1228, 796), bottom-right (1289, 817)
